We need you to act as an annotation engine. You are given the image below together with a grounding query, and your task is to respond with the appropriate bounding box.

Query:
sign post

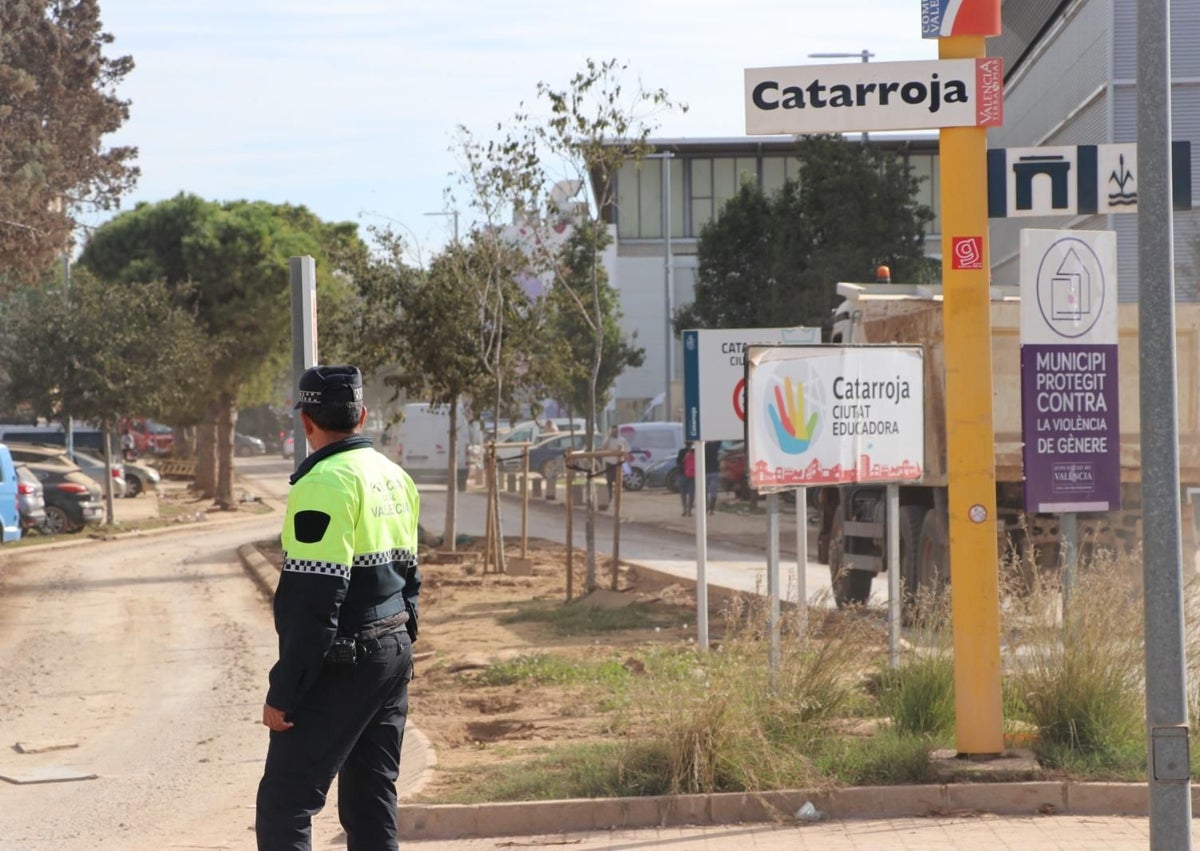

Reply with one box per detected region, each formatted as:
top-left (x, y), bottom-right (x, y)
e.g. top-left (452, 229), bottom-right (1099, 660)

top-left (683, 326), bottom-right (818, 650)
top-left (931, 1), bottom-right (1005, 757)
top-left (746, 344), bottom-right (925, 668)
top-left (290, 256), bottom-right (318, 471)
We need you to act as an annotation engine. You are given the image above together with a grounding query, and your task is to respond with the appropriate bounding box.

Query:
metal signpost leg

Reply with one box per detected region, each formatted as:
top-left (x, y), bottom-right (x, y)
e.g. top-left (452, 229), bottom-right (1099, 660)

top-left (1138, 0), bottom-right (1193, 843)
top-left (695, 440), bottom-right (709, 650)
top-left (887, 484), bottom-right (901, 669)
top-left (767, 492), bottom-right (780, 677)
top-left (795, 486), bottom-right (808, 637)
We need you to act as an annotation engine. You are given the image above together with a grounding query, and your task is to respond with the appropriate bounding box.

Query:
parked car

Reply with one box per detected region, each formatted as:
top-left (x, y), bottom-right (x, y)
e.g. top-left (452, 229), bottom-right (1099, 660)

top-left (9, 446), bottom-right (103, 534)
top-left (14, 462), bottom-right (45, 534)
top-left (492, 418), bottom-right (586, 467)
top-left (121, 458), bottom-right (161, 498)
top-left (281, 434), bottom-right (295, 459)
top-left (235, 432), bottom-right (267, 457)
top-left (645, 456), bottom-right (681, 492)
top-left (520, 432), bottom-right (598, 479)
top-left (68, 448), bottom-right (127, 499)
top-left (617, 422), bottom-right (684, 492)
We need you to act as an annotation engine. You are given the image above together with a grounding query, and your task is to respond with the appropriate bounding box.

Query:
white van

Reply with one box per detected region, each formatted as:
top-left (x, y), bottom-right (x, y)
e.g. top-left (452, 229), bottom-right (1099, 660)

top-left (395, 403), bottom-right (476, 488)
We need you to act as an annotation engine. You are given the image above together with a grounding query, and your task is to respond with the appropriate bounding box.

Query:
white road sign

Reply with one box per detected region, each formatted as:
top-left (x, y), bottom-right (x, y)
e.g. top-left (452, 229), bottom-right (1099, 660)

top-left (745, 58), bottom-right (1003, 135)
top-left (745, 346), bottom-right (925, 491)
top-left (682, 327), bottom-right (820, 441)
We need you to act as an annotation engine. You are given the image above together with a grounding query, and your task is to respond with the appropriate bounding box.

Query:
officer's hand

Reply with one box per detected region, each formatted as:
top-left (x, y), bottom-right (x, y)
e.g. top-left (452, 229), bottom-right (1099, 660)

top-left (262, 703), bottom-right (294, 731)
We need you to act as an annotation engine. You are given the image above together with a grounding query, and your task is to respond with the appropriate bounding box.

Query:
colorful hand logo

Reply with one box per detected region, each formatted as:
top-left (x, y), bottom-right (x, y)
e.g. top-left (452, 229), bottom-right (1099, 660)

top-left (768, 377), bottom-right (818, 455)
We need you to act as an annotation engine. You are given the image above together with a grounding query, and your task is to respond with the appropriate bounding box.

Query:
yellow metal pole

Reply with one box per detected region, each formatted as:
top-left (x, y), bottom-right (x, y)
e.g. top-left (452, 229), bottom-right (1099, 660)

top-left (939, 34), bottom-right (1004, 756)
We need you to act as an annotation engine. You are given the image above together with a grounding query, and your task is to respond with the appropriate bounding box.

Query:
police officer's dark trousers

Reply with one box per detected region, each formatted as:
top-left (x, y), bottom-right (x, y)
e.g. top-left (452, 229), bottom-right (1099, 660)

top-left (256, 630), bottom-right (413, 851)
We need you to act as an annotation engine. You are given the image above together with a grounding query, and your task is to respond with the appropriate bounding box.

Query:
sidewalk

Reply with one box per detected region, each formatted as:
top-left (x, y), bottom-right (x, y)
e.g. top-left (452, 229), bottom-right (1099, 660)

top-left (402, 812), bottom-right (1168, 849)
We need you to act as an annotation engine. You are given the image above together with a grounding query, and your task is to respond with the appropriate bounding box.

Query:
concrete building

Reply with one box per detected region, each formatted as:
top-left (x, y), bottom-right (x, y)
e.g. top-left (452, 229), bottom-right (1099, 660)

top-left (600, 0), bottom-right (1199, 422)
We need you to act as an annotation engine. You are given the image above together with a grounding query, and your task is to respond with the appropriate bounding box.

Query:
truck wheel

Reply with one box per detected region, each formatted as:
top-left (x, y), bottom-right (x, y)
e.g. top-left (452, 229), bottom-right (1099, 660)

top-left (917, 508), bottom-right (949, 594)
top-left (829, 510), bottom-right (872, 607)
top-left (898, 505), bottom-right (925, 603)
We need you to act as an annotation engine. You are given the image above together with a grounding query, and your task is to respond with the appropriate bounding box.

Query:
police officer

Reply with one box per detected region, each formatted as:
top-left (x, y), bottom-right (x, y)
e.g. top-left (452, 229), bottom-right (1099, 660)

top-left (256, 365), bottom-right (420, 851)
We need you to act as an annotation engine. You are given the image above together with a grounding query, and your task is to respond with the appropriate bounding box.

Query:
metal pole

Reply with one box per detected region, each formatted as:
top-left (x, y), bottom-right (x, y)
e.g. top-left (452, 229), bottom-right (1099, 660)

top-left (795, 487), bottom-right (808, 637)
top-left (695, 440), bottom-right (709, 650)
top-left (886, 484), bottom-right (901, 669)
top-left (289, 256), bottom-right (318, 472)
top-left (1137, 0), bottom-right (1193, 843)
top-left (663, 154), bottom-right (674, 422)
top-left (766, 492), bottom-right (780, 677)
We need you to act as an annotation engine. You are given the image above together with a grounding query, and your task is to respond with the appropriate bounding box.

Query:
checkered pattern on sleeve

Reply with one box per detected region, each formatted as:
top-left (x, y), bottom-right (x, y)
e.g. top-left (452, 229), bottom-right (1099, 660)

top-left (353, 548), bottom-right (418, 570)
top-left (282, 557), bottom-right (351, 580)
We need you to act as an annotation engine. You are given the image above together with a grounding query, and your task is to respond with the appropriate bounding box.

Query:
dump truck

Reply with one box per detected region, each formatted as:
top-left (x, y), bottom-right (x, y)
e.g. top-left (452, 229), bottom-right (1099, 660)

top-left (821, 280), bottom-right (1200, 606)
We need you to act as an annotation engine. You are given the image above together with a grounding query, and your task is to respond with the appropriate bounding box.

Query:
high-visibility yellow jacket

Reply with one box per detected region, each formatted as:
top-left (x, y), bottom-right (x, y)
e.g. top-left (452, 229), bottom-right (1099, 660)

top-left (266, 436), bottom-right (421, 711)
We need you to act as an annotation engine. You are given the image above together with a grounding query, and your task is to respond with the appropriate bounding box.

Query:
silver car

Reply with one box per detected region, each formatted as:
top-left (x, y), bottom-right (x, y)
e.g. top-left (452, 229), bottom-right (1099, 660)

top-left (15, 462), bottom-right (46, 534)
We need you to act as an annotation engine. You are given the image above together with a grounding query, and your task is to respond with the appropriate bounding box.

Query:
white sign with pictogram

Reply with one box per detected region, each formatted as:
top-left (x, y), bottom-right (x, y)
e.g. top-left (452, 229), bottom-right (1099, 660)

top-left (682, 327), bottom-right (819, 441)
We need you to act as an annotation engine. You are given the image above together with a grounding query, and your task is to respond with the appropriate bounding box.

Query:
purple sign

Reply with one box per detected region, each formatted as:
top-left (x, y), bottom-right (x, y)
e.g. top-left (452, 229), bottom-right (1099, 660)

top-left (1021, 343), bottom-right (1120, 512)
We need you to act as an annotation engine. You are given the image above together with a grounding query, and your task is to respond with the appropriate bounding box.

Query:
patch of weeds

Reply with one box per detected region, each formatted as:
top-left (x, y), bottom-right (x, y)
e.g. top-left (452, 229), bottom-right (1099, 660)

top-left (1004, 548), bottom-right (1146, 774)
top-left (815, 729), bottom-right (939, 785)
top-left (501, 599), bottom-right (682, 634)
top-left (471, 653), bottom-right (630, 688)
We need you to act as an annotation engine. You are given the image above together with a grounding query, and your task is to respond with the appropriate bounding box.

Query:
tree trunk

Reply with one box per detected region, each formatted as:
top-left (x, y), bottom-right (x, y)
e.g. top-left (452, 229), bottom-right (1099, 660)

top-left (101, 420), bottom-right (116, 526)
top-left (194, 404), bottom-right (218, 499)
top-left (215, 391), bottom-right (236, 510)
top-left (444, 397), bottom-right (459, 551)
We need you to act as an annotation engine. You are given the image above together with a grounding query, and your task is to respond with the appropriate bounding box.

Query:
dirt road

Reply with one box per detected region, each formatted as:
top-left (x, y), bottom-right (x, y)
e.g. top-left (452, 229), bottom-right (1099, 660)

top-left (0, 514), bottom-right (326, 850)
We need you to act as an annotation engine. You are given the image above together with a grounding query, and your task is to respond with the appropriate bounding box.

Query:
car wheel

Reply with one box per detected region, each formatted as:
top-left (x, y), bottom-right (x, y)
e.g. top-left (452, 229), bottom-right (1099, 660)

top-left (43, 505), bottom-right (72, 535)
top-left (125, 473), bottom-right (143, 498)
top-left (665, 468), bottom-right (680, 493)
top-left (624, 467), bottom-right (646, 492)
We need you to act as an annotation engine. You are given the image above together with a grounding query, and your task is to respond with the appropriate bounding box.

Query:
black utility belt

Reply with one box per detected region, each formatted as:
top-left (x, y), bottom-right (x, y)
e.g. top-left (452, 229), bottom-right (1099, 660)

top-left (326, 611), bottom-right (409, 665)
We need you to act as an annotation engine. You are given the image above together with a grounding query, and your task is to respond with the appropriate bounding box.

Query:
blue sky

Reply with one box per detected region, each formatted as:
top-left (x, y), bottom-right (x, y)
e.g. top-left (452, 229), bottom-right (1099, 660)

top-left (89, 0), bottom-right (939, 261)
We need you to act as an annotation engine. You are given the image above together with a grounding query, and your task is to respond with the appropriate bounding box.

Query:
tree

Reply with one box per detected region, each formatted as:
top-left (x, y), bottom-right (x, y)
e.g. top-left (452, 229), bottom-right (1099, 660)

top-left (78, 193), bottom-right (362, 506)
top-left (0, 0), bottom-right (138, 288)
top-left (454, 58), bottom-right (682, 590)
top-left (334, 226), bottom-right (537, 549)
top-left (675, 135), bottom-right (935, 334)
top-left (542, 219), bottom-right (643, 417)
top-left (0, 268), bottom-right (208, 521)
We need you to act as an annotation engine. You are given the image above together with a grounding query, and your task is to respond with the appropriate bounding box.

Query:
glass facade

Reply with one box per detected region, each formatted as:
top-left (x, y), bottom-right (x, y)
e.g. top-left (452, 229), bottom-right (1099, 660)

top-left (615, 149), bottom-right (940, 243)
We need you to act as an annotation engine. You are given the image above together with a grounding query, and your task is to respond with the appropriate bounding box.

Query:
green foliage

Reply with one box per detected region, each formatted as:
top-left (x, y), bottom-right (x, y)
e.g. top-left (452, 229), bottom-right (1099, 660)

top-left (0, 269), bottom-right (208, 428)
top-left (815, 729), bottom-right (938, 785)
top-left (1005, 552), bottom-right (1146, 769)
top-left (540, 218), bottom-right (644, 415)
top-left (470, 653), bottom-right (630, 688)
top-left (500, 598), bottom-right (678, 634)
top-left (675, 135), bottom-right (935, 333)
top-left (0, 0), bottom-right (138, 288)
top-left (874, 654), bottom-right (956, 737)
top-left (78, 193), bottom-right (363, 403)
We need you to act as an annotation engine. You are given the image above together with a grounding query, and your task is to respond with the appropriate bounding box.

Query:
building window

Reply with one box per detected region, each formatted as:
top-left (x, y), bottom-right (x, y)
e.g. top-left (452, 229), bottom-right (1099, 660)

top-left (616, 158), bottom-right (684, 240)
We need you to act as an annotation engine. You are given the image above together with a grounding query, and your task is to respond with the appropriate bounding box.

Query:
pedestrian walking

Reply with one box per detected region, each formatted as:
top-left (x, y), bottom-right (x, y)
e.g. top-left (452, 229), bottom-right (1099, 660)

top-left (256, 364), bottom-right (421, 851)
top-left (600, 424), bottom-right (627, 502)
top-left (678, 443), bottom-right (696, 516)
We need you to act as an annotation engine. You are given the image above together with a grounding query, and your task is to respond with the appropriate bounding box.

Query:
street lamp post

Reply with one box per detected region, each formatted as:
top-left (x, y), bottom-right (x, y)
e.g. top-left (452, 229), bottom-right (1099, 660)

top-left (423, 209), bottom-right (460, 244)
top-left (643, 151), bottom-right (674, 422)
top-left (806, 49), bottom-right (875, 142)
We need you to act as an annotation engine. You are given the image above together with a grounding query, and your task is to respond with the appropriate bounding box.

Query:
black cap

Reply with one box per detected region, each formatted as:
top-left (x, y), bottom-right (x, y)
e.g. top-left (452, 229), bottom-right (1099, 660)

top-left (293, 365), bottom-right (363, 410)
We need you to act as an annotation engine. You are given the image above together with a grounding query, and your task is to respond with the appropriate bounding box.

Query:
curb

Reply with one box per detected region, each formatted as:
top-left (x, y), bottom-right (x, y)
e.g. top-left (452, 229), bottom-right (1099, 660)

top-left (398, 781), bottom-right (1171, 841)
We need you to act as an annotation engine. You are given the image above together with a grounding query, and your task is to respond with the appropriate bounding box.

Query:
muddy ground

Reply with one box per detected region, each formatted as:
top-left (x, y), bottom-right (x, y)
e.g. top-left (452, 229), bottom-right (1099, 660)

top-left (259, 536), bottom-right (721, 801)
